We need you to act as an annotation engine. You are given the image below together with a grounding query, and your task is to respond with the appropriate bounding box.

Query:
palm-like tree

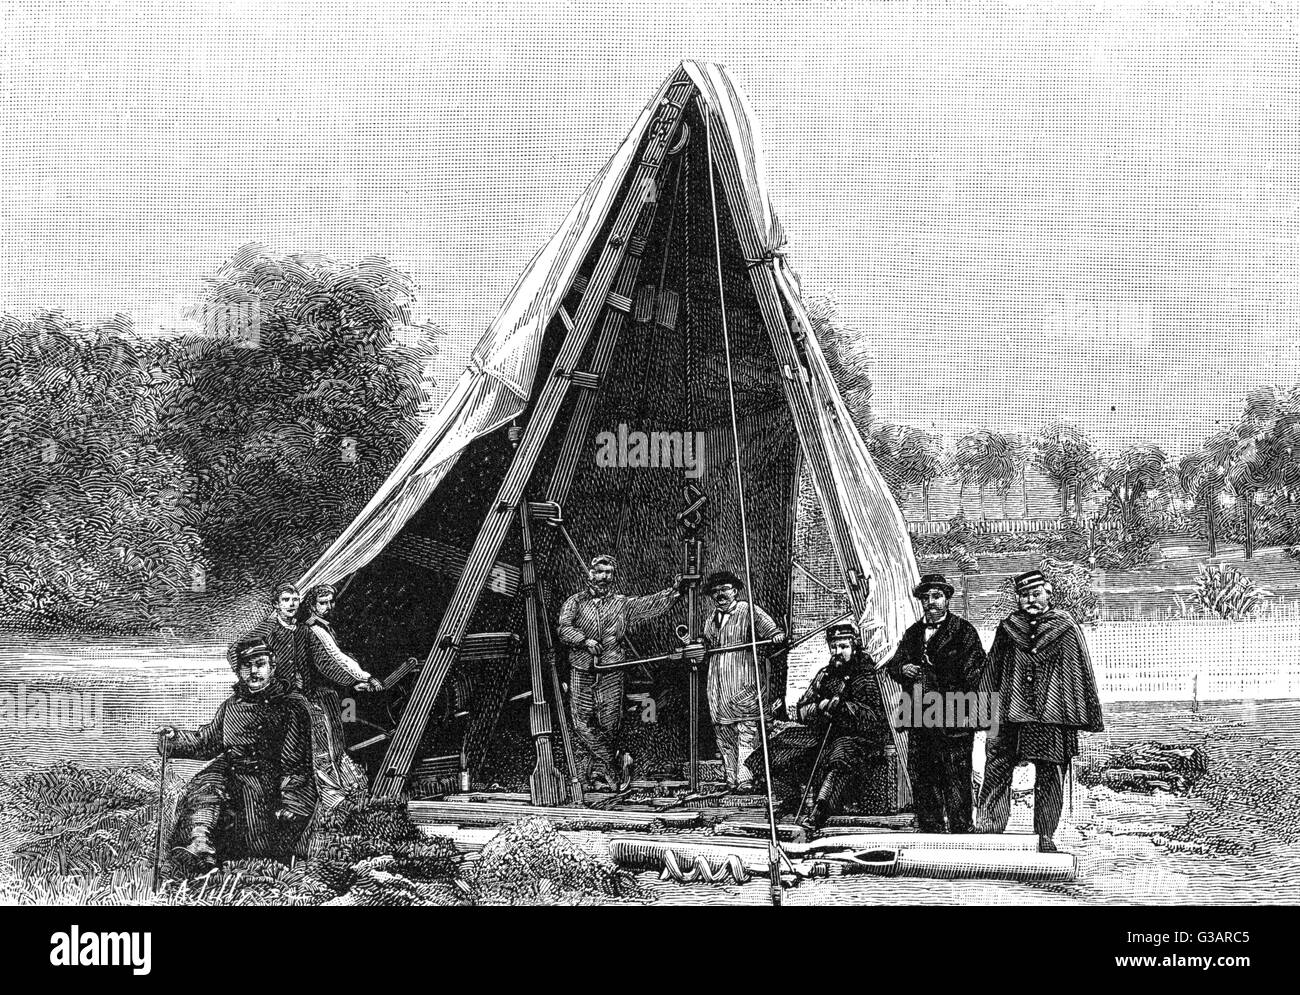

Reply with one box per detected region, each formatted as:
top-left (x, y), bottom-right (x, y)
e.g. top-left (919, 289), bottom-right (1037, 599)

top-left (951, 432), bottom-right (987, 517)
top-left (1178, 432), bottom-right (1237, 559)
top-left (897, 427), bottom-right (945, 521)
top-left (1103, 443), bottom-right (1169, 525)
top-left (1033, 420), bottom-right (1102, 519)
top-left (954, 430), bottom-right (1022, 519)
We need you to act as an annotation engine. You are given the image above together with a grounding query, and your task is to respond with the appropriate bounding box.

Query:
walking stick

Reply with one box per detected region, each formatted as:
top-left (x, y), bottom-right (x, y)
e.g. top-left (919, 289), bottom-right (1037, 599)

top-left (793, 720), bottom-right (835, 825)
top-left (153, 730), bottom-right (169, 892)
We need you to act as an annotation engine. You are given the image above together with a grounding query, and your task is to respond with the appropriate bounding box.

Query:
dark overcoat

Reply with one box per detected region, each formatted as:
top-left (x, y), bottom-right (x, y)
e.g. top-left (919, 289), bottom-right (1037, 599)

top-left (886, 613), bottom-right (988, 736)
top-left (167, 678), bottom-right (317, 860)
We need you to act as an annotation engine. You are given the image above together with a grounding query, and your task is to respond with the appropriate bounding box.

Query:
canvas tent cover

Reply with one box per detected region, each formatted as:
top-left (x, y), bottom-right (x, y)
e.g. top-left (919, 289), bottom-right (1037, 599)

top-left (298, 61), bottom-right (919, 678)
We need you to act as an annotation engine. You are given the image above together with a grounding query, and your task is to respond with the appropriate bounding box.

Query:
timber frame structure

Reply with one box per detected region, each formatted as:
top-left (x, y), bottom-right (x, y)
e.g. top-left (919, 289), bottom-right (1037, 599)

top-left (297, 62), bottom-right (922, 808)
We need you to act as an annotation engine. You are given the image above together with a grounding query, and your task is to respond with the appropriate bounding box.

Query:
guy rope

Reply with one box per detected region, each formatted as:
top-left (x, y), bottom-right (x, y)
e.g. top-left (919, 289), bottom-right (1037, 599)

top-left (703, 98), bottom-right (784, 907)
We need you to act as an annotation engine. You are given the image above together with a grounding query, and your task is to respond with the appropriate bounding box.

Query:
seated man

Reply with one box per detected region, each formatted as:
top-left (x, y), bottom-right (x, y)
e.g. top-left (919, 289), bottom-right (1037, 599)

top-left (158, 637), bottom-right (317, 874)
top-left (759, 621), bottom-right (891, 831)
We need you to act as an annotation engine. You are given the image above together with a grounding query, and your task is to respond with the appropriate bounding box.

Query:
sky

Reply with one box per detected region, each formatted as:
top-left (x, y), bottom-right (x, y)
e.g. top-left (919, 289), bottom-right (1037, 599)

top-left (2, 0), bottom-right (1297, 457)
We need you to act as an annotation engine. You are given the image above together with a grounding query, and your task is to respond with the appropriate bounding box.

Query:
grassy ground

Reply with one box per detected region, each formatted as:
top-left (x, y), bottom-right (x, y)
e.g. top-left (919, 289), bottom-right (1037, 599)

top-left (3, 700), bottom-right (1297, 906)
top-left (0, 754), bottom-right (638, 906)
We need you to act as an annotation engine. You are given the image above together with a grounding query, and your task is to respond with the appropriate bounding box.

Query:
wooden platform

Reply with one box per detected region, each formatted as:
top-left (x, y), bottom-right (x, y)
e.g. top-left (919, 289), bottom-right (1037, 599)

top-left (408, 799), bottom-right (702, 829)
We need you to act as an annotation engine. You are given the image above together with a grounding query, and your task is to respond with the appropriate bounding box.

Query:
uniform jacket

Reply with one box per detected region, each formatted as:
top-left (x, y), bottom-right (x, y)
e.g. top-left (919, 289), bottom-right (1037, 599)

top-left (795, 650), bottom-right (890, 744)
top-left (558, 586), bottom-right (679, 671)
top-left (703, 600), bottom-right (783, 724)
top-left (887, 613), bottom-right (989, 736)
top-left (981, 608), bottom-right (1105, 732)
top-left (168, 678), bottom-right (317, 856)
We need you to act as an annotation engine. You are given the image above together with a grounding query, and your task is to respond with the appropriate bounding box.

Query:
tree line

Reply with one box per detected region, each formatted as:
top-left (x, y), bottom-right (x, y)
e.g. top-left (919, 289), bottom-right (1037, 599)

top-left (0, 245), bottom-right (439, 633)
top-left (808, 296), bottom-right (1300, 567)
top-left (859, 401), bottom-right (1300, 565)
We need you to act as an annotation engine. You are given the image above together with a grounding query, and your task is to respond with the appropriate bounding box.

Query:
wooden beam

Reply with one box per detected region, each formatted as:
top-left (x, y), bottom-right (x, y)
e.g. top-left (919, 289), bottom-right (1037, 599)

top-left (378, 535), bottom-right (520, 597)
top-left (373, 77), bottom-right (695, 799)
top-left (518, 496), bottom-right (565, 805)
top-left (408, 799), bottom-right (702, 829)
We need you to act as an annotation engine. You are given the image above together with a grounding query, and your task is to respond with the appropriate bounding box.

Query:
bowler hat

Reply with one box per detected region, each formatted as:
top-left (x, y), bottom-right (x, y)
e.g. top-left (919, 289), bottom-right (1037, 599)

top-left (706, 570), bottom-right (744, 592)
top-left (913, 573), bottom-right (955, 599)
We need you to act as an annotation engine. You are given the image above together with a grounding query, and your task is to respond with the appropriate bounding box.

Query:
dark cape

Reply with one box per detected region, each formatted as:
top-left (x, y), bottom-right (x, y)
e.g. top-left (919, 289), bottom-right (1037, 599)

top-left (982, 609), bottom-right (1104, 732)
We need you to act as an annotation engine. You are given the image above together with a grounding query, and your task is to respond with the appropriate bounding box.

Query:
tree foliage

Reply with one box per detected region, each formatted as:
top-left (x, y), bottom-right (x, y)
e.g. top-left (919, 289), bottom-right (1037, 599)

top-left (153, 246), bottom-right (436, 587)
top-left (1032, 420), bottom-right (1102, 517)
top-left (0, 246), bottom-right (438, 632)
top-left (0, 313), bottom-right (206, 630)
top-left (806, 293), bottom-right (872, 438)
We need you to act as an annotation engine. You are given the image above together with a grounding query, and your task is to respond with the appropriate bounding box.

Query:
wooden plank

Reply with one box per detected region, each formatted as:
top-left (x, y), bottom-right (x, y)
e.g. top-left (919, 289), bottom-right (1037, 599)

top-left (374, 77), bottom-right (695, 799)
top-left (407, 800), bottom-right (701, 829)
top-left (541, 138), bottom-right (687, 514)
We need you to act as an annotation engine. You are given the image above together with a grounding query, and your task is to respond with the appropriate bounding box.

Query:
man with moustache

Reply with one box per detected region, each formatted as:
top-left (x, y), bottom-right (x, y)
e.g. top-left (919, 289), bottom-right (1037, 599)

top-left (763, 621), bottom-right (891, 831)
top-left (976, 570), bottom-right (1104, 852)
top-left (558, 554), bottom-right (683, 791)
top-left (887, 573), bottom-right (988, 833)
top-left (701, 570), bottom-right (785, 793)
top-left (158, 637), bottom-right (316, 873)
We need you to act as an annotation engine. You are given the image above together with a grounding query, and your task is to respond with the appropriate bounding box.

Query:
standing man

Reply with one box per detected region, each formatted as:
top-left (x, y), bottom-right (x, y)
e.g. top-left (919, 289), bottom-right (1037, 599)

top-left (887, 573), bottom-right (988, 833)
top-left (300, 583), bottom-right (382, 811)
top-left (241, 582), bottom-right (307, 690)
top-left (977, 570), bottom-right (1104, 852)
top-left (557, 554), bottom-right (682, 791)
top-left (702, 570), bottom-right (785, 793)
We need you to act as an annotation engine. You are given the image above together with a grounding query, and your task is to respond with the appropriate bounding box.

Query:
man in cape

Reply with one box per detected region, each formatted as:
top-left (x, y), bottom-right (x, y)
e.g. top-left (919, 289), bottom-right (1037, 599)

top-left (976, 569), bottom-right (1104, 851)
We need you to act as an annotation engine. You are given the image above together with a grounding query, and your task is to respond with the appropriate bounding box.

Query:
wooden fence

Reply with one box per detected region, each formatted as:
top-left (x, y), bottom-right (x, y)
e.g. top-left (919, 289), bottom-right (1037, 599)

top-left (974, 618), bottom-right (1300, 702)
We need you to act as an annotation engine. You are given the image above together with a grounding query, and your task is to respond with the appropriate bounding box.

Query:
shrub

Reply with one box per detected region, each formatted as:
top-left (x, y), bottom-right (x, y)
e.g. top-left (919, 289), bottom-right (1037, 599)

top-left (990, 557), bottom-right (1100, 625)
top-left (1186, 563), bottom-right (1271, 620)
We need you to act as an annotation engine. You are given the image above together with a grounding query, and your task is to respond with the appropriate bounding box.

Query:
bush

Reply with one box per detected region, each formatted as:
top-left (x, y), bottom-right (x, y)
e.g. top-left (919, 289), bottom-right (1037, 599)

top-left (471, 816), bottom-right (641, 905)
top-left (990, 557), bottom-right (1100, 625)
top-left (1186, 563), bottom-right (1271, 620)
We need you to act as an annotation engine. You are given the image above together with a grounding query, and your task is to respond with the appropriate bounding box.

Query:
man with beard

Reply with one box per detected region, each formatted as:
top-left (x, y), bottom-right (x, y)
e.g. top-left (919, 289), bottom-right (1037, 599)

top-left (158, 637), bottom-right (316, 873)
top-left (300, 583), bottom-right (383, 811)
top-left (976, 570), bottom-right (1104, 851)
top-left (887, 573), bottom-right (988, 833)
top-left (557, 554), bottom-right (682, 791)
top-left (702, 570), bottom-right (785, 793)
top-left (763, 621), bottom-right (890, 831)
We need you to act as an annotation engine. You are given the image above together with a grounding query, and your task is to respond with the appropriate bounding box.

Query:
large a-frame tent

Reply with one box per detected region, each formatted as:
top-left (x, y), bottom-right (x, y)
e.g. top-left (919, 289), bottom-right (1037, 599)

top-left (298, 61), bottom-right (921, 805)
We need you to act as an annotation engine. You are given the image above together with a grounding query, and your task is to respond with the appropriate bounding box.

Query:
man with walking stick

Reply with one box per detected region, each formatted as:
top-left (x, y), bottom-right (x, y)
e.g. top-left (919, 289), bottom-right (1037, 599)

top-left (155, 637), bottom-right (317, 875)
top-left (763, 621), bottom-right (892, 832)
